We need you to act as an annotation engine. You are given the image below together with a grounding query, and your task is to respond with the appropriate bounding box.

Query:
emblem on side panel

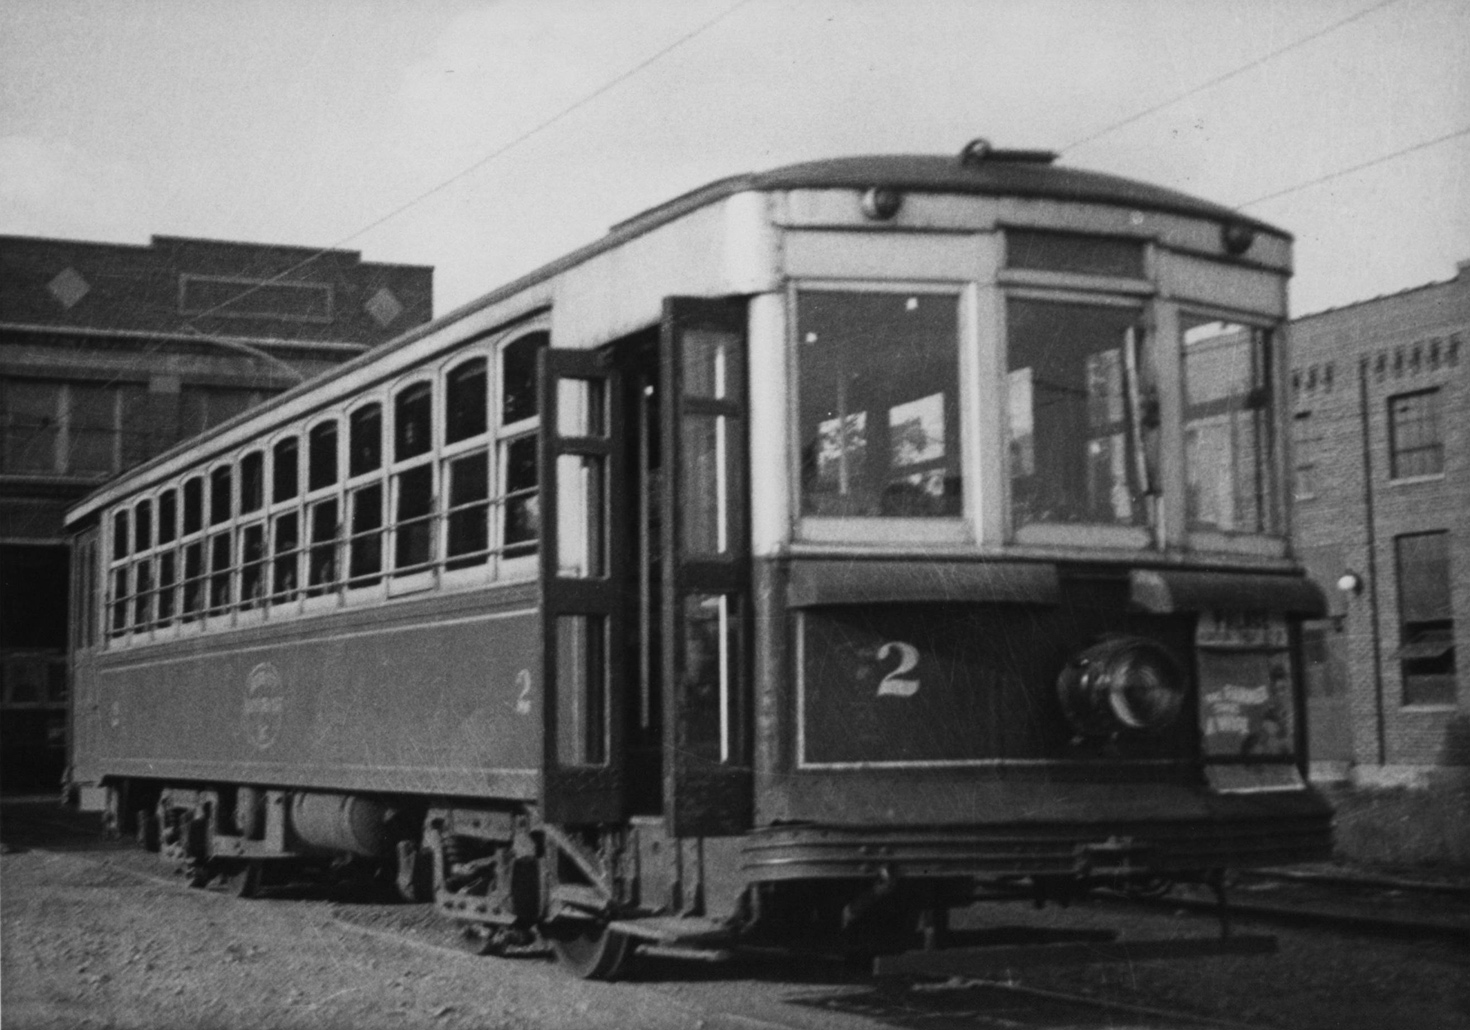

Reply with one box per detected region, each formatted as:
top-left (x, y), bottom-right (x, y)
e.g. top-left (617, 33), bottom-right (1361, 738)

top-left (514, 669), bottom-right (533, 715)
top-left (242, 662), bottom-right (286, 750)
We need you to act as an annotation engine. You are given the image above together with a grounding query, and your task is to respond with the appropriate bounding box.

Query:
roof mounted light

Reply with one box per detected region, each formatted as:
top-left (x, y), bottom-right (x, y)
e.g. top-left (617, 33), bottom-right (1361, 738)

top-left (1057, 637), bottom-right (1186, 737)
top-left (1221, 221), bottom-right (1257, 256)
top-left (958, 138), bottom-right (1059, 167)
top-left (860, 186), bottom-right (903, 221)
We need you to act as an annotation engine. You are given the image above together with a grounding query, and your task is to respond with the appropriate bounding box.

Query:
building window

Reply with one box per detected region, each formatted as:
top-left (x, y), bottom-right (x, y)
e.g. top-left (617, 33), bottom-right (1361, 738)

top-left (1388, 388), bottom-right (1443, 479)
top-left (179, 274), bottom-right (332, 323)
top-left (1394, 531), bottom-right (1457, 706)
top-left (1293, 411), bottom-right (1319, 501)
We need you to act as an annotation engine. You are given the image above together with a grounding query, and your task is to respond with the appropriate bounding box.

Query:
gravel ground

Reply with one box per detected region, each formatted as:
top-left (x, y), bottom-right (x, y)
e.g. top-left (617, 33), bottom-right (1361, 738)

top-left (942, 893), bottom-right (1470, 1030)
top-left (4, 802), bottom-right (1467, 1030)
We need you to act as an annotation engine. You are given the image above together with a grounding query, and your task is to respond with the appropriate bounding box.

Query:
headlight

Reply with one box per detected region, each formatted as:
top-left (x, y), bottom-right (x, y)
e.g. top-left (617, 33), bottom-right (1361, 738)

top-left (1057, 637), bottom-right (1186, 737)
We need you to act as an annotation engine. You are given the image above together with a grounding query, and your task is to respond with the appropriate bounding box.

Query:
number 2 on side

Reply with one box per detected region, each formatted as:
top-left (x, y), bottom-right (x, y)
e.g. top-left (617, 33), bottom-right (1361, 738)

top-left (876, 642), bottom-right (921, 697)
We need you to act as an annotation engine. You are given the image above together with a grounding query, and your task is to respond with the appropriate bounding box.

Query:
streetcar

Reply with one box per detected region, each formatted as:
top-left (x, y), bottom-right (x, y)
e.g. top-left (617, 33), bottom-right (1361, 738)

top-left (65, 140), bottom-right (1331, 979)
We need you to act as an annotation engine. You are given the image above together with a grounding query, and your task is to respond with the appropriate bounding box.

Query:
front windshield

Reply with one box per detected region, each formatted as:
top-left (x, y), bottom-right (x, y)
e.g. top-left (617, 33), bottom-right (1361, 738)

top-left (796, 290), bottom-right (962, 519)
top-left (1006, 298), bottom-right (1154, 529)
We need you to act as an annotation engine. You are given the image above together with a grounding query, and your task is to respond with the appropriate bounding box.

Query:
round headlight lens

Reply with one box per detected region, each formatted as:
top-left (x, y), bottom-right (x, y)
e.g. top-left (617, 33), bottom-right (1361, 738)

top-left (1057, 637), bottom-right (1186, 737)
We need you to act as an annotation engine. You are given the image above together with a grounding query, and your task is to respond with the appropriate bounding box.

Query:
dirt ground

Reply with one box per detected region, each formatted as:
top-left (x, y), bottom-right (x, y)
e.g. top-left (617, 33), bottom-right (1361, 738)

top-left (0, 844), bottom-right (753, 1030)
top-left (4, 801), bottom-right (1468, 1030)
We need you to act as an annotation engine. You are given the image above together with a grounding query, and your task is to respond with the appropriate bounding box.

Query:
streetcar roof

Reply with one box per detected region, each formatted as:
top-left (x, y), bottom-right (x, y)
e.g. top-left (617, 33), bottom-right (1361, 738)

top-left (64, 149), bottom-right (1288, 527)
top-left (617, 152), bottom-right (1288, 240)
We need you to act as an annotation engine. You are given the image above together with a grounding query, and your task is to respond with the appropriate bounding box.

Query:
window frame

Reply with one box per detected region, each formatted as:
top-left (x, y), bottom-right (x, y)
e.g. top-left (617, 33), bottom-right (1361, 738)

top-left (301, 414), bottom-right (344, 612)
top-left (388, 375), bottom-right (438, 594)
top-left (1000, 285), bottom-right (1156, 551)
top-left (1387, 387), bottom-right (1444, 483)
top-left (1173, 300), bottom-right (1289, 559)
top-left (93, 318), bottom-right (555, 649)
top-left (788, 279), bottom-right (976, 547)
top-left (495, 331), bottom-right (547, 578)
top-left (344, 396), bottom-right (388, 599)
top-left (439, 351), bottom-right (494, 588)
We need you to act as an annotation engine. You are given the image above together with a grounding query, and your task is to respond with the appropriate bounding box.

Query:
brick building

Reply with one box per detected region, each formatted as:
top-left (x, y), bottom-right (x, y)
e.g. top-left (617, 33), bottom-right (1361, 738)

top-left (1291, 259), bottom-right (1468, 785)
top-left (1, 234), bottom-right (432, 793)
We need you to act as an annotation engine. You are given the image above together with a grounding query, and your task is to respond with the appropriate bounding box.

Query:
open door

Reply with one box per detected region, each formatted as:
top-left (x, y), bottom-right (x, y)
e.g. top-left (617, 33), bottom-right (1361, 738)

top-left (660, 297), bottom-right (753, 837)
top-left (539, 348), bottom-right (626, 826)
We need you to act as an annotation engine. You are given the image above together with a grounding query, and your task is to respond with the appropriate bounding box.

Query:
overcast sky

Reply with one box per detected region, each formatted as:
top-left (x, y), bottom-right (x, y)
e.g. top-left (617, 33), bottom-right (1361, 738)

top-left (2, 0), bottom-right (1467, 319)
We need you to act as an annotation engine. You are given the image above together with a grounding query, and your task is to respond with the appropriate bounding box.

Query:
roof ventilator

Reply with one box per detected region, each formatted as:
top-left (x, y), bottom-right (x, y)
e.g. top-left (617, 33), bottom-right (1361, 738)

top-left (958, 138), bottom-right (1059, 166)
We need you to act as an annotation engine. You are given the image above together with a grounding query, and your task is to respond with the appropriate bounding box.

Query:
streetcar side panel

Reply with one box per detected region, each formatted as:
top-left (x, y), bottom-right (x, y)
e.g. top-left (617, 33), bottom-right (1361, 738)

top-left (81, 585), bottom-right (543, 800)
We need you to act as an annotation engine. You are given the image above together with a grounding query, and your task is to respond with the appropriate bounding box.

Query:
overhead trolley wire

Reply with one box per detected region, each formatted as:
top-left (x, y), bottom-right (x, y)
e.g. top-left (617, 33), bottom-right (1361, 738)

top-left (1234, 124), bottom-right (1470, 208)
top-left (1059, 0), bottom-right (1406, 154)
top-left (158, 0), bottom-right (758, 370)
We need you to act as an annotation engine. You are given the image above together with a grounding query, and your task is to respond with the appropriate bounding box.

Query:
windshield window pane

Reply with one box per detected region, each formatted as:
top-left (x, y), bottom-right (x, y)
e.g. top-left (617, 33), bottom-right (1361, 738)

top-left (1181, 318), bottom-right (1277, 534)
top-left (1007, 299), bottom-right (1151, 528)
top-left (797, 291), bottom-right (961, 518)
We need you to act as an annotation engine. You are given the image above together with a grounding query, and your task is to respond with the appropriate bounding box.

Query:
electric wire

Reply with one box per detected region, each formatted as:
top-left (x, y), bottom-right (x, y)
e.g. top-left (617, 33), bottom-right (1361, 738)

top-left (1235, 124), bottom-right (1470, 208)
top-left (1059, 0), bottom-right (1405, 154)
top-left (158, 0), bottom-right (757, 369)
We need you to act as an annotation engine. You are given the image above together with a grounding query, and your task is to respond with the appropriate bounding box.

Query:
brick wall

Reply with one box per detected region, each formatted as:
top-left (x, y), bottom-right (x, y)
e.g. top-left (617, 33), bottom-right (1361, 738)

top-left (1291, 263), bottom-right (1470, 775)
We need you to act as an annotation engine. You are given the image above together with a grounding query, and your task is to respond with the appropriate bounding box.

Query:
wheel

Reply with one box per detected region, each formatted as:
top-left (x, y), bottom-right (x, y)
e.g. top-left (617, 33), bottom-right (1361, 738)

top-left (549, 924), bottom-right (633, 981)
top-left (220, 861), bottom-right (263, 899)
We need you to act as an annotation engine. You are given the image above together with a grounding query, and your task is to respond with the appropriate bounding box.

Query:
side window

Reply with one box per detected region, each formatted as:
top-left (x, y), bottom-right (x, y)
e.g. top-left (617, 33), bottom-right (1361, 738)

top-left (108, 508), bottom-right (130, 637)
top-left (499, 333), bottom-right (545, 559)
top-left (443, 357), bottom-right (490, 572)
top-left (180, 476), bottom-right (205, 621)
top-left (392, 382), bottom-right (436, 576)
top-left (273, 436), bottom-right (300, 502)
top-left (349, 404), bottom-right (383, 477)
top-left (156, 488), bottom-right (178, 626)
top-left (240, 451), bottom-right (264, 514)
top-left (309, 421), bottom-right (339, 491)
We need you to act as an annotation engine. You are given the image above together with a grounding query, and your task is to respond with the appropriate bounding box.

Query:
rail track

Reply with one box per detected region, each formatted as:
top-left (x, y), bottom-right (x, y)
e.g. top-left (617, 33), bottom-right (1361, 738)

top-left (1109, 867), bottom-right (1470, 946)
top-left (6, 802), bottom-right (1465, 1030)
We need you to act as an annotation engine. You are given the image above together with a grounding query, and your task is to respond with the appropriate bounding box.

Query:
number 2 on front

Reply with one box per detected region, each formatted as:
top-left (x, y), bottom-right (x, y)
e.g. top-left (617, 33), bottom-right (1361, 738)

top-left (876, 642), bottom-right (920, 697)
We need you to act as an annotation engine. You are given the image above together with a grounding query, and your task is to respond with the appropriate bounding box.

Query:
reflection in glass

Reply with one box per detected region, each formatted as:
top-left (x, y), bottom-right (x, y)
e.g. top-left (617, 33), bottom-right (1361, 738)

top-left (1007, 299), bottom-right (1151, 528)
top-left (156, 552), bottom-right (176, 624)
top-left (272, 513), bottom-right (299, 600)
top-left (502, 333), bottom-right (544, 425)
top-left (208, 534), bottom-right (232, 612)
top-left (503, 434), bottom-right (539, 557)
top-left (307, 500), bottom-right (338, 594)
top-left (681, 594), bottom-right (738, 763)
top-left (556, 378), bottom-right (604, 439)
top-left (1181, 318), bottom-right (1275, 534)
top-left (240, 452), bottom-right (264, 513)
top-left (394, 384), bottom-right (432, 461)
top-left (272, 438), bottom-right (299, 502)
top-left (797, 292), bottom-right (961, 518)
top-left (349, 485), bottom-right (383, 584)
top-left (681, 415), bottom-right (729, 554)
top-left (682, 329), bottom-right (734, 399)
top-left (349, 405), bottom-right (382, 476)
top-left (445, 358), bottom-right (487, 444)
top-left (556, 454), bottom-right (604, 578)
top-left (308, 421), bottom-right (338, 490)
top-left (556, 615), bottom-right (607, 766)
top-left (446, 451), bottom-right (489, 569)
top-left (394, 466), bottom-right (433, 572)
